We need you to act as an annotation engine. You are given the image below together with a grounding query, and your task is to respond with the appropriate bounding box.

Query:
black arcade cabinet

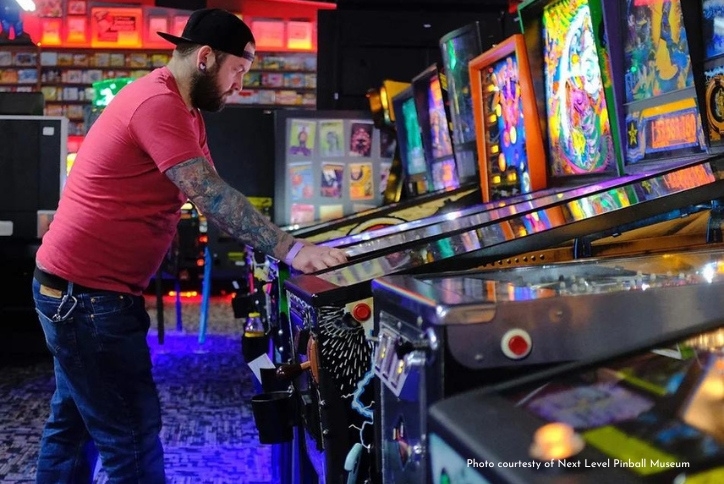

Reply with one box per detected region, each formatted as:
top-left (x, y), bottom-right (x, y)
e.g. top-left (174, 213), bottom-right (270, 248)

top-left (0, 115), bottom-right (68, 365)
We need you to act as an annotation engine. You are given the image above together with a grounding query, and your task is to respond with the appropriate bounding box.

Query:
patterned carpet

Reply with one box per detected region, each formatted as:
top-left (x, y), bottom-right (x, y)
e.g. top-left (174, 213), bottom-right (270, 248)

top-left (0, 296), bottom-right (276, 484)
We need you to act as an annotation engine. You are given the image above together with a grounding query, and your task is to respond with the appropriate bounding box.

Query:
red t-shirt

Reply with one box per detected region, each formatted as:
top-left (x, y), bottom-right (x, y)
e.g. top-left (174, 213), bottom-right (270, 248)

top-left (37, 67), bottom-right (212, 295)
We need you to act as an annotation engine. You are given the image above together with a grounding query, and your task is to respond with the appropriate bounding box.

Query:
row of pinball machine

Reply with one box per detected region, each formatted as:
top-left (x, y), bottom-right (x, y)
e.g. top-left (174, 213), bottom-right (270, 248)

top-left (234, 1), bottom-right (724, 483)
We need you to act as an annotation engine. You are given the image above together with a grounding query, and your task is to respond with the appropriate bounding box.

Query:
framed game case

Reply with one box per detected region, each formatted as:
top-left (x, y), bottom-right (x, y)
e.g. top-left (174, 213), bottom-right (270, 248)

top-left (469, 33), bottom-right (547, 203)
top-left (518, 0), bottom-right (624, 179)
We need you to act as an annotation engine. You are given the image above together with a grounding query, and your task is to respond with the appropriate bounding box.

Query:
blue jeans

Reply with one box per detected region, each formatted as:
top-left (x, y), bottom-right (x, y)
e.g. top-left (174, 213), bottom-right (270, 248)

top-left (33, 278), bottom-right (166, 483)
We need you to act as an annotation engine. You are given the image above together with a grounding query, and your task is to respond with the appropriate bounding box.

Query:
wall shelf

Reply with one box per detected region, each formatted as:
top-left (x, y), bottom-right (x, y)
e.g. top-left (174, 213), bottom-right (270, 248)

top-left (1, 46), bottom-right (318, 135)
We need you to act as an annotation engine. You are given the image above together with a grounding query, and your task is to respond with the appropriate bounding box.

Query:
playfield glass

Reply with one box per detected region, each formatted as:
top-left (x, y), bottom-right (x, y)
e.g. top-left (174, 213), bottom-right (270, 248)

top-left (503, 327), bottom-right (724, 475)
top-left (542, 0), bottom-right (616, 176)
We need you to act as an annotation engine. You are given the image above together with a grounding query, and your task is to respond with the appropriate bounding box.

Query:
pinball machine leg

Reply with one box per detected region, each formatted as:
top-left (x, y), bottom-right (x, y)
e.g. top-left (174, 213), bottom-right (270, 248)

top-left (175, 278), bottom-right (183, 332)
top-left (198, 246), bottom-right (213, 344)
top-left (154, 267), bottom-right (164, 344)
top-left (707, 201), bottom-right (724, 243)
top-left (572, 236), bottom-right (592, 259)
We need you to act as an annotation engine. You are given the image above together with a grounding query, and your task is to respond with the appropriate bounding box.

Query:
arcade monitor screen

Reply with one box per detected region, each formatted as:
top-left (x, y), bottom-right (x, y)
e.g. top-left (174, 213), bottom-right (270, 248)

top-left (469, 34), bottom-right (547, 202)
top-left (439, 22), bottom-right (484, 184)
top-left (413, 65), bottom-right (460, 192)
top-left (519, 0), bottom-right (620, 179)
top-left (392, 85), bottom-right (430, 195)
top-left (622, 0), bottom-right (706, 164)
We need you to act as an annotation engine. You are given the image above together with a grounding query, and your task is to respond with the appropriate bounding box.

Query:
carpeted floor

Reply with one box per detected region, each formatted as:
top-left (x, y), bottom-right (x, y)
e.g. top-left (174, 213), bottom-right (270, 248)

top-left (0, 296), bottom-right (276, 484)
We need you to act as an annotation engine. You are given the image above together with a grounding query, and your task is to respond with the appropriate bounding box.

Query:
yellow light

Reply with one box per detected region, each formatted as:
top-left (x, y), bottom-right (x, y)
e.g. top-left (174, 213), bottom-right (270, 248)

top-left (168, 290), bottom-right (199, 298)
top-left (380, 86), bottom-right (389, 111)
top-left (529, 422), bottom-right (584, 460)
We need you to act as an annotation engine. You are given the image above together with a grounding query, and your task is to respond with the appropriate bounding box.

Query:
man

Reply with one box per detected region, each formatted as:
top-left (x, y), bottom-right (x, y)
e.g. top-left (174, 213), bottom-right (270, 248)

top-left (32, 9), bottom-right (347, 483)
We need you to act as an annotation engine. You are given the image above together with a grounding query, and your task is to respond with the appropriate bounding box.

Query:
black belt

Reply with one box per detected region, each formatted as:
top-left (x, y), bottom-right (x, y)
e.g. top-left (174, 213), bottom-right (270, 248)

top-left (34, 266), bottom-right (97, 294)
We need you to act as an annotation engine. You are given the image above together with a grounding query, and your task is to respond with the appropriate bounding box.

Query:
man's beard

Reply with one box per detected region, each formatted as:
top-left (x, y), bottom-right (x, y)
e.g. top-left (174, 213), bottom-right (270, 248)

top-left (190, 67), bottom-right (227, 112)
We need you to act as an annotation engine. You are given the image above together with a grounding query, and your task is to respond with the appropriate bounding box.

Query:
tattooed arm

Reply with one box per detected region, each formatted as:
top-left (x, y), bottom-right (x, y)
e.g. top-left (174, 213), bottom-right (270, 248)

top-left (165, 157), bottom-right (347, 271)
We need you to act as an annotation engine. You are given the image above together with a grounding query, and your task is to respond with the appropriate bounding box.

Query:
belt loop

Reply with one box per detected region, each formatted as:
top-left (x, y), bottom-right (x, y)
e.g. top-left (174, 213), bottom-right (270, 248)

top-left (67, 281), bottom-right (74, 297)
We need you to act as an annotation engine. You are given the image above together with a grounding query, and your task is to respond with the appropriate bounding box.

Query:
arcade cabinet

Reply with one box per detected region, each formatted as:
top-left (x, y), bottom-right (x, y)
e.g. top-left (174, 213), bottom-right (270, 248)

top-left (0, 115), bottom-right (67, 365)
top-left (374, 246), bottom-right (724, 483)
top-left (469, 33), bottom-right (547, 202)
top-left (439, 21), bottom-right (487, 187)
top-left (367, 79), bottom-right (410, 205)
top-left (428, 249), bottom-right (724, 483)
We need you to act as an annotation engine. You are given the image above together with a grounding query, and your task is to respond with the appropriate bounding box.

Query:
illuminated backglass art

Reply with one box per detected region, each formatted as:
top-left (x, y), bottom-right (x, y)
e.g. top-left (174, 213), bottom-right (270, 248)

top-left (439, 23), bottom-right (484, 183)
top-left (623, 0), bottom-right (706, 163)
top-left (392, 86), bottom-right (430, 195)
top-left (413, 67), bottom-right (459, 192)
top-left (470, 34), bottom-right (546, 202)
top-left (426, 75), bottom-right (454, 162)
top-left (702, 1), bottom-right (724, 148)
top-left (402, 97), bottom-right (427, 179)
top-left (441, 27), bottom-right (480, 148)
top-left (703, 63), bottom-right (724, 146)
top-left (541, 0), bottom-right (617, 177)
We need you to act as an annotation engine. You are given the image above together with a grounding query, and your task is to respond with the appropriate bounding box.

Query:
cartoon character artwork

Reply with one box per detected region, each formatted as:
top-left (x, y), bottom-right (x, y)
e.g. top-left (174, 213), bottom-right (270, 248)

top-left (289, 119), bottom-right (316, 157)
top-left (544, 0), bottom-right (614, 176)
top-left (349, 122), bottom-right (373, 157)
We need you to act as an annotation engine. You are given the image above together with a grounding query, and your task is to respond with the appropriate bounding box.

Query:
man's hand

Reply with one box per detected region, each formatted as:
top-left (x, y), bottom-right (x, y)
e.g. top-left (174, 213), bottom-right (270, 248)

top-left (291, 244), bottom-right (348, 273)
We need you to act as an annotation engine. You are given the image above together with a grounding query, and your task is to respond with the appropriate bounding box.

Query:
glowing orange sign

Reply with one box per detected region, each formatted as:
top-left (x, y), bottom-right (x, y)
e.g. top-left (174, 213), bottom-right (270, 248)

top-left (90, 7), bottom-right (143, 48)
top-left (40, 18), bottom-right (62, 45)
top-left (287, 21), bottom-right (313, 50)
top-left (648, 112), bottom-right (698, 150)
top-left (662, 164), bottom-right (715, 193)
top-left (252, 19), bottom-right (285, 50)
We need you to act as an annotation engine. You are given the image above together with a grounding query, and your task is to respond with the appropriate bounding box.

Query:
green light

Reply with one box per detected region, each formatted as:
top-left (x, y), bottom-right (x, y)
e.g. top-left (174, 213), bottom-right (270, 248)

top-left (92, 77), bottom-right (134, 107)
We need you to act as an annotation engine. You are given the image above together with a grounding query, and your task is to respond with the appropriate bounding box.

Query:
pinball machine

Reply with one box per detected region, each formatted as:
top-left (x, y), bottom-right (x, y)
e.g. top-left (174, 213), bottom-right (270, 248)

top-left (426, 248), bottom-right (724, 483)
top-left (379, 1), bottom-right (723, 481)
top-left (240, 65), bottom-right (483, 352)
top-left (372, 247), bottom-right (724, 483)
top-left (282, 153), bottom-right (724, 484)
top-left (273, 0), bottom-right (724, 479)
top-left (246, 56), bottom-right (494, 370)
top-left (284, 21), bottom-right (492, 244)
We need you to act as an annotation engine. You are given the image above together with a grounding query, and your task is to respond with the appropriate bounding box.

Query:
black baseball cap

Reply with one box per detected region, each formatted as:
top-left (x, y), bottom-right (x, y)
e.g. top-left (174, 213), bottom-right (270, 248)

top-left (158, 8), bottom-right (255, 60)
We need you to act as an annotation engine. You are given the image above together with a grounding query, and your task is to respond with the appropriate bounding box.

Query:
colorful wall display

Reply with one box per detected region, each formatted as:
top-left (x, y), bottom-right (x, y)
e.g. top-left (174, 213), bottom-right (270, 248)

top-left (275, 111), bottom-right (393, 225)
